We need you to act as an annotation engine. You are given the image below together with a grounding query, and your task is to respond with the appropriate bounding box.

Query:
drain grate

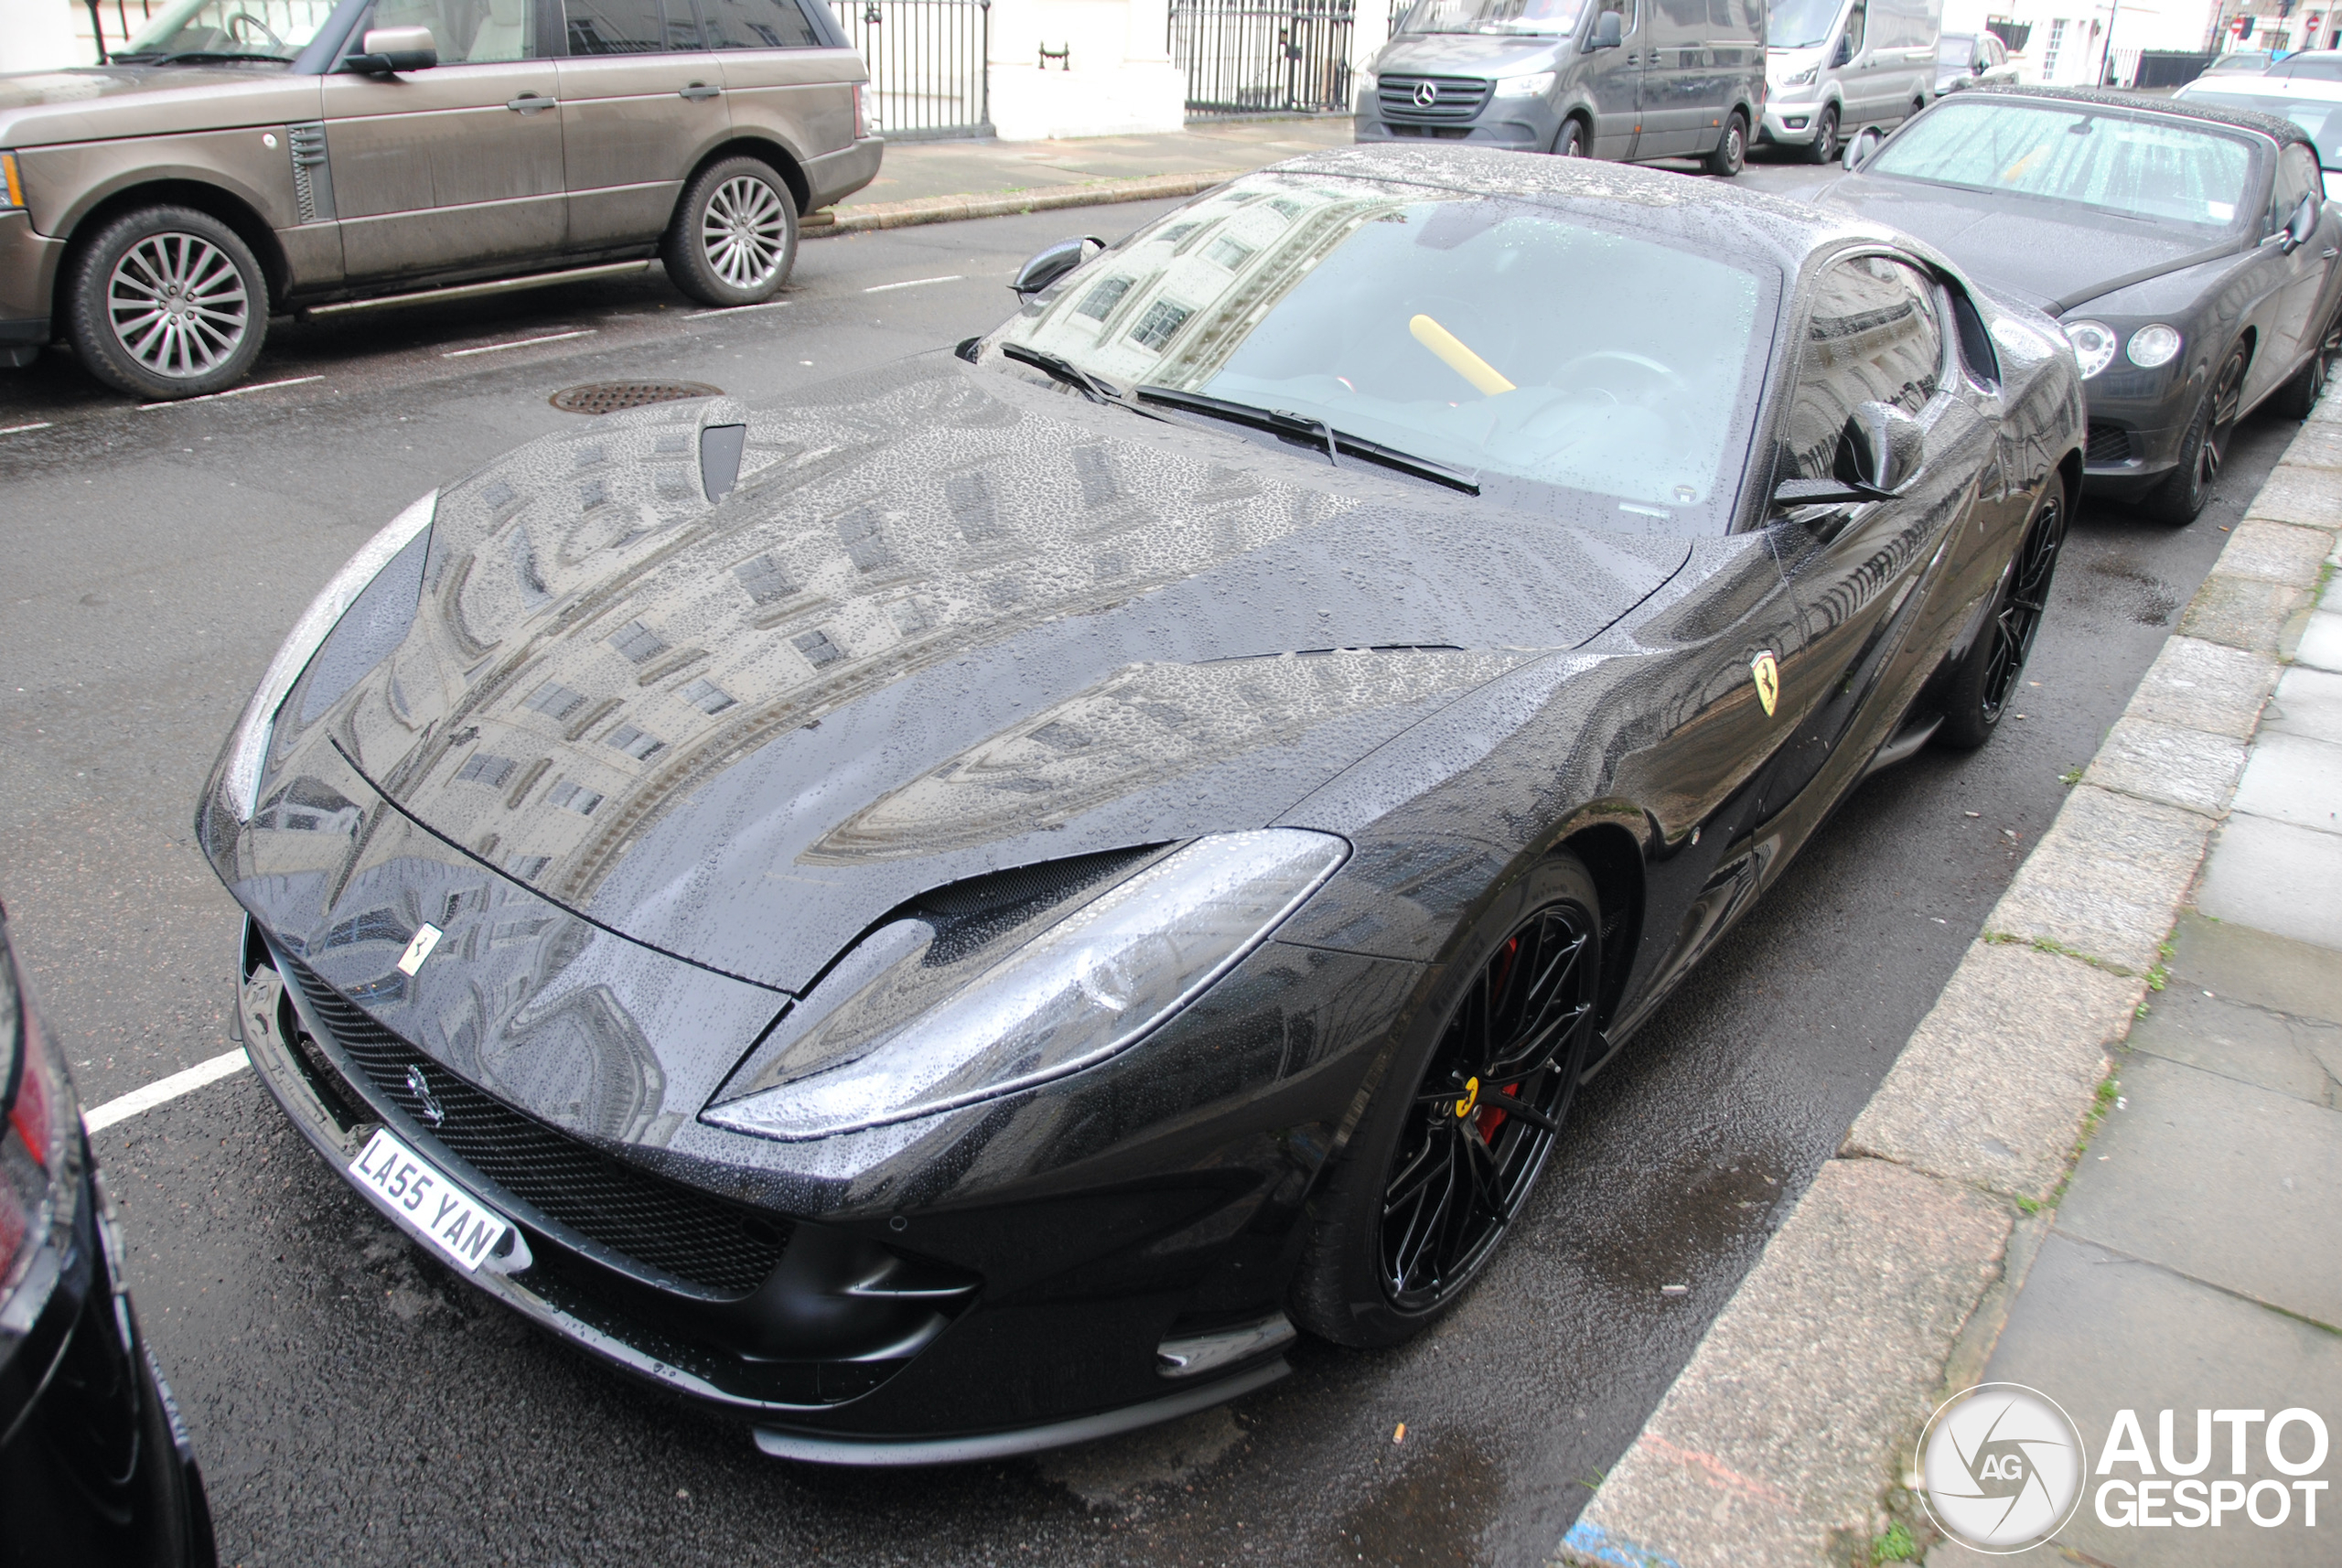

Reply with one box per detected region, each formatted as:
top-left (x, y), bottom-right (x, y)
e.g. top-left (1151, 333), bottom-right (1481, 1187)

top-left (550, 381), bottom-right (723, 415)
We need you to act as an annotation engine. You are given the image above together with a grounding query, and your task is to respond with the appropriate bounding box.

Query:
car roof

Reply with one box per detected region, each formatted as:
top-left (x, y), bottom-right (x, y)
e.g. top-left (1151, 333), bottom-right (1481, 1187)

top-left (2183, 70), bottom-right (2342, 102)
top-left (1960, 84), bottom-right (2312, 153)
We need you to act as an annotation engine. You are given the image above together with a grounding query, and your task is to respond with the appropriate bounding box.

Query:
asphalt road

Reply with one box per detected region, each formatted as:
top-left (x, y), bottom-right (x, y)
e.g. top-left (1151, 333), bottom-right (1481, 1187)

top-left (0, 156), bottom-right (2294, 1567)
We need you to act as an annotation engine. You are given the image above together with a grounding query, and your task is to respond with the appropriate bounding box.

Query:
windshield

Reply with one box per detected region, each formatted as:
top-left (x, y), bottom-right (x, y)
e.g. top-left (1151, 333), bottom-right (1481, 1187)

top-left (992, 175), bottom-right (1771, 527)
top-left (118, 0), bottom-right (341, 60)
top-left (1866, 100), bottom-right (2255, 227)
top-left (1936, 35), bottom-right (1971, 62)
top-left (2186, 88), bottom-right (2342, 166)
top-left (1394, 0), bottom-right (1587, 36)
top-left (1769, 0), bottom-right (1842, 50)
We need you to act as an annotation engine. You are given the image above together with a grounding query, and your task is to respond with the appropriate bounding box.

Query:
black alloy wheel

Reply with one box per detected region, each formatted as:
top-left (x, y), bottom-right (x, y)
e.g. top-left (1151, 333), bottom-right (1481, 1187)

top-left (1705, 111), bottom-right (1748, 177)
top-left (1808, 104), bottom-right (1841, 165)
top-left (2274, 310), bottom-right (2341, 419)
top-left (2145, 343), bottom-right (2248, 524)
top-left (1554, 118), bottom-right (1587, 157)
top-left (1939, 476), bottom-right (2068, 750)
top-left (1289, 853), bottom-right (1604, 1347)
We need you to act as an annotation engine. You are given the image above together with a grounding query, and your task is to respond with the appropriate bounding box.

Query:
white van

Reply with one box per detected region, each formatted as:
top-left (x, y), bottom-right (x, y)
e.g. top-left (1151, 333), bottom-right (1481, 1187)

top-left (1760, 0), bottom-right (1941, 162)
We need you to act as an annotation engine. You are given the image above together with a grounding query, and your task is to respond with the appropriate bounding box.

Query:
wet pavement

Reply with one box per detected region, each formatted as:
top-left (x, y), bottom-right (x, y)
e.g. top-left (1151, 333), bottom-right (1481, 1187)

top-left (0, 159), bottom-right (2296, 1566)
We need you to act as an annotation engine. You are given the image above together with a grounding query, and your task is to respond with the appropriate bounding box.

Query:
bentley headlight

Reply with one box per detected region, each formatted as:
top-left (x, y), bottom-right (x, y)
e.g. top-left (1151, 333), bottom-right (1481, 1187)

top-left (2127, 324), bottom-right (2182, 369)
top-left (217, 490), bottom-right (435, 821)
top-left (704, 830), bottom-right (1349, 1140)
top-left (2062, 319), bottom-right (2118, 379)
top-left (1492, 70), bottom-right (1556, 99)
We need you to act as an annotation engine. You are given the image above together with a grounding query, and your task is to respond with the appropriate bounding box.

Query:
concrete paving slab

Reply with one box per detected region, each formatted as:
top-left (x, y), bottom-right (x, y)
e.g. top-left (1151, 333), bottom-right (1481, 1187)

top-left (2238, 467), bottom-right (2342, 531)
top-left (2055, 1053), bottom-right (2342, 1326)
top-left (2083, 714), bottom-right (2246, 818)
top-left (2297, 608), bottom-right (2342, 671)
top-left (1976, 1231), bottom-right (2342, 1568)
top-left (2229, 731), bottom-right (2342, 835)
top-left (2177, 574), bottom-right (2312, 654)
top-left (1843, 943), bottom-right (2137, 1201)
top-left (2195, 813), bottom-right (2342, 950)
top-left (2278, 419), bottom-right (2342, 469)
top-left (1990, 785), bottom-right (2213, 973)
top-left (2220, 518), bottom-right (2336, 586)
top-left (2125, 634), bottom-right (2280, 740)
top-left (2165, 909), bottom-right (2342, 1025)
top-left (835, 118), bottom-right (1357, 209)
top-left (1560, 1159), bottom-right (2011, 1568)
top-left (2260, 664), bottom-right (2342, 743)
top-left (2127, 985), bottom-right (2339, 1104)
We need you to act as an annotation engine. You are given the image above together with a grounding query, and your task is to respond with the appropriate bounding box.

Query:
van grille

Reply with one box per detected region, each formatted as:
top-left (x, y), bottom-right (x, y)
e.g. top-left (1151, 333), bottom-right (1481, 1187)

top-left (1379, 75), bottom-right (1492, 124)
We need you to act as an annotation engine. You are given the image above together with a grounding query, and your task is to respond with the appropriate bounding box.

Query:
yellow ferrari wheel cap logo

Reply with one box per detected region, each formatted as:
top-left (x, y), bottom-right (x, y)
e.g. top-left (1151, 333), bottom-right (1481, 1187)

top-left (1751, 650), bottom-right (1780, 717)
top-left (1455, 1077), bottom-right (1480, 1119)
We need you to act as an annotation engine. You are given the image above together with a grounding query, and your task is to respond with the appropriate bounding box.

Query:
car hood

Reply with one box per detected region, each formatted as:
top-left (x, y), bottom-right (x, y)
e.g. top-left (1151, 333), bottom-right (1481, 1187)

top-left (281, 355), bottom-right (1691, 994)
top-left (0, 64), bottom-right (320, 144)
top-left (1820, 174), bottom-right (2245, 312)
top-left (1370, 34), bottom-right (1563, 74)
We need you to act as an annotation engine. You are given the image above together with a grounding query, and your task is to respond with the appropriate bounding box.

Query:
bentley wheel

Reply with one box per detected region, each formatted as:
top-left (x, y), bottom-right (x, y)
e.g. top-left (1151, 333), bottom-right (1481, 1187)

top-left (1705, 111), bottom-right (1747, 177)
top-left (665, 156), bottom-right (798, 308)
top-left (1939, 475), bottom-right (2067, 751)
top-left (65, 204), bottom-right (267, 401)
top-left (2145, 342), bottom-right (2246, 525)
top-left (2273, 311), bottom-right (2340, 419)
top-left (1290, 854), bottom-right (1603, 1347)
top-left (1808, 105), bottom-right (1840, 165)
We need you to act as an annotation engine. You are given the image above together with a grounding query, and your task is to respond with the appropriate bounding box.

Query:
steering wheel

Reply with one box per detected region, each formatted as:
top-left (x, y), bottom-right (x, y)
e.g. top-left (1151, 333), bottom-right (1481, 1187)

top-left (1553, 349), bottom-right (1688, 400)
top-left (227, 10), bottom-right (285, 46)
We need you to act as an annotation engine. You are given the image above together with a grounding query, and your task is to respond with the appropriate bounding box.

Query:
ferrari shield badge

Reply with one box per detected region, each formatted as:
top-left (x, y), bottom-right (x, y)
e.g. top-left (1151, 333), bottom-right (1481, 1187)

top-left (396, 922), bottom-right (444, 976)
top-left (1751, 651), bottom-right (1780, 717)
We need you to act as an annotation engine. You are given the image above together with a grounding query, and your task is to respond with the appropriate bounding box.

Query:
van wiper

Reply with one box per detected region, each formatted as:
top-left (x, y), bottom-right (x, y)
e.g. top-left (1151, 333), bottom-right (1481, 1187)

top-left (1133, 385), bottom-right (1481, 495)
top-left (1000, 344), bottom-right (1164, 419)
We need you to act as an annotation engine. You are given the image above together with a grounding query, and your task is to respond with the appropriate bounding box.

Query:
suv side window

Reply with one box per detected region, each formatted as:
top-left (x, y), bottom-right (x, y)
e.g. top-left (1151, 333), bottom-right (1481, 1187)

top-left (1780, 255), bottom-right (1943, 480)
top-left (371, 0), bottom-right (544, 60)
top-left (697, 0), bottom-right (821, 48)
top-left (565, 0), bottom-right (700, 53)
top-left (2272, 144), bottom-right (2320, 231)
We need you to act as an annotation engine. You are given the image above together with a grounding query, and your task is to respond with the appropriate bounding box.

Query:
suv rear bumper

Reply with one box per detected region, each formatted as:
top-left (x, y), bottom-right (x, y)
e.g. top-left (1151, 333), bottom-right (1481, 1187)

top-left (0, 210), bottom-right (63, 345)
top-left (803, 137), bottom-right (885, 212)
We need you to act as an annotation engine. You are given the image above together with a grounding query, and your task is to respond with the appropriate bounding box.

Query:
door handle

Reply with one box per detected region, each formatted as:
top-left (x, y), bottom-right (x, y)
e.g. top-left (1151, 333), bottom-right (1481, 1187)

top-left (2322, 248), bottom-right (2338, 259)
top-left (507, 93), bottom-right (555, 113)
top-left (680, 82), bottom-right (722, 101)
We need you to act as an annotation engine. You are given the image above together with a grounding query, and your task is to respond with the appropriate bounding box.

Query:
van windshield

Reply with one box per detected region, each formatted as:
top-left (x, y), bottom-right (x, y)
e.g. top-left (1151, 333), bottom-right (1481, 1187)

top-left (1396, 0), bottom-right (1587, 36)
top-left (113, 0), bottom-right (341, 62)
top-left (1768, 0), bottom-right (1843, 49)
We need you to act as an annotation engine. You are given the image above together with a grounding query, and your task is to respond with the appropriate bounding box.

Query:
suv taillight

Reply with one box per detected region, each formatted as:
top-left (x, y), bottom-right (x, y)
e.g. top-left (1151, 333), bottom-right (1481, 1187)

top-left (1, 937), bottom-right (75, 1304)
top-left (854, 82), bottom-right (878, 140)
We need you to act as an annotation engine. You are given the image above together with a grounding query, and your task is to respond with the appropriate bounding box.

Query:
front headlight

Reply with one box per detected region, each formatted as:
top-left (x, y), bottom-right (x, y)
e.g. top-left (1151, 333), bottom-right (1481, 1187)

top-left (1359, 71), bottom-right (1378, 97)
top-left (2062, 319), bottom-right (2118, 379)
top-left (2127, 324), bottom-right (2183, 368)
top-left (1492, 70), bottom-right (1556, 99)
top-left (703, 830), bottom-right (1349, 1140)
top-left (216, 490), bottom-right (435, 821)
top-left (1778, 65), bottom-right (1817, 87)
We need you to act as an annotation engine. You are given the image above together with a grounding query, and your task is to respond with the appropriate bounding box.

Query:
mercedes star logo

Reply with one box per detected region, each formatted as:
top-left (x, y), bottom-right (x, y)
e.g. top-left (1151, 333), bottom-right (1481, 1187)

top-left (404, 1064), bottom-right (447, 1128)
top-left (1413, 81), bottom-right (1439, 109)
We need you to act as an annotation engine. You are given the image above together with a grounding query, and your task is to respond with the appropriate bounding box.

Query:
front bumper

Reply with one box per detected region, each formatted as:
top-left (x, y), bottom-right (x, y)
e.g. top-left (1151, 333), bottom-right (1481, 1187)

top-left (1757, 100), bottom-right (1828, 145)
top-left (0, 209), bottom-right (64, 349)
top-left (1356, 102), bottom-right (1557, 152)
top-left (2076, 364), bottom-right (2198, 496)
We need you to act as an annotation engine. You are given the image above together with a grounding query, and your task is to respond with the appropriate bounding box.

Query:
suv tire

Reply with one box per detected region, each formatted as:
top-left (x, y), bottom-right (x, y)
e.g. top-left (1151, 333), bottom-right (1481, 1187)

top-left (65, 205), bottom-right (267, 401)
top-left (664, 156), bottom-right (799, 308)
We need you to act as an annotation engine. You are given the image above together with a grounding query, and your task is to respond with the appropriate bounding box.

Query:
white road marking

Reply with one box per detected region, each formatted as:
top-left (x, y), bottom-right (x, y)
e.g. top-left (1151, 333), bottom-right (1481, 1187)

top-left (0, 421), bottom-right (53, 435)
top-left (83, 1048), bottom-right (251, 1133)
top-left (864, 274), bottom-right (964, 294)
top-left (690, 299), bottom-right (792, 317)
top-left (443, 328), bottom-right (596, 358)
top-left (136, 375), bottom-right (324, 411)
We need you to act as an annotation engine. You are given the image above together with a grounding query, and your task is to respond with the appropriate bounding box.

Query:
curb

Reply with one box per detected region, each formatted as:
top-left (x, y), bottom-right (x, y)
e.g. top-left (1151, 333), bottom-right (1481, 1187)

top-left (1557, 406), bottom-right (2342, 1568)
top-left (801, 169), bottom-right (1246, 238)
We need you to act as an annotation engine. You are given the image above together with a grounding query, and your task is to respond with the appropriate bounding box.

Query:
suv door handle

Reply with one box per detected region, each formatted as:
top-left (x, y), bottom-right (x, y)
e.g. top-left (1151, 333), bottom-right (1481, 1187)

top-left (680, 82), bottom-right (722, 101)
top-left (507, 93), bottom-right (555, 113)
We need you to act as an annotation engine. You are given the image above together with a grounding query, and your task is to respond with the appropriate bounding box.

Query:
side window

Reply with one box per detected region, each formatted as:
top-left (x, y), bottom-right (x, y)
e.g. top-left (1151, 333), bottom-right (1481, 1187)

top-left (2272, 144), bottom-right (2320, 230)
top-left (1780, 255), bottom-right (1943, 481)
top-left (697, 0), bottom-right (819, 48)
top-left (371, 0), bottom-right (542, 60)
top-left (1842, 1), bottom-right (1865, 56)
top-left (564, 0), bottom-right (699, 53)
top-left (1594, 0), bottom-right (1636, 35)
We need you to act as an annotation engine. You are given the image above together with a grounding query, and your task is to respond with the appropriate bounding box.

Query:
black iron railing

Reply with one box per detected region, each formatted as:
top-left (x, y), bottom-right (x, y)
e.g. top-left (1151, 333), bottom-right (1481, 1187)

top-left (1170, 0), bottom-right (1357, 116)
top-left (828, 0), bottom-right (992, 140)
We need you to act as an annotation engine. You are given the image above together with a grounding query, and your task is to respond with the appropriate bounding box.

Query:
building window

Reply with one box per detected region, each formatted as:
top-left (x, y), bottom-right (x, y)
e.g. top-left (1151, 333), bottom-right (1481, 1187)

top-left (2041, 18), bottom-right (2066, 80)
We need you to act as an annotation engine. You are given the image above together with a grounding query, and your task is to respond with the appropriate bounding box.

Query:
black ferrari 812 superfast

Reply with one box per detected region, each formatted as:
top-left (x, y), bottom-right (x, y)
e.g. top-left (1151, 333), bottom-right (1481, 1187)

top-left (198, 146), bottom-right (2083, 1462)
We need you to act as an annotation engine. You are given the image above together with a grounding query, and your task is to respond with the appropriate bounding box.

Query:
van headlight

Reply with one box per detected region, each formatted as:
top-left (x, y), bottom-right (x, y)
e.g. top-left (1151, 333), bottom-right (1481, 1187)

top-left (1493, 70), bottom-right (1556, 98)
top-left (1778, 65), bottom-right (1817, 87)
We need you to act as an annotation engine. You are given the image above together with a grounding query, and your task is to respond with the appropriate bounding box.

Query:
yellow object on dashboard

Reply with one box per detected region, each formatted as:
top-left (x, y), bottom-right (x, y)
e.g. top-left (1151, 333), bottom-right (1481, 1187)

top-left (1410, 314), bottom-right (1516, 396)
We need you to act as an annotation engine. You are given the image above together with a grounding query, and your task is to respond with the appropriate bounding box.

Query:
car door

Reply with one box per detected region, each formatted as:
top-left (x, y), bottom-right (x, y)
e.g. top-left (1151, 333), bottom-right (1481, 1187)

top-left (698, 0), bottom-right (857, 168)
top-left (1835, 0), bottom-right (1884, 124)
top-left (1758, 252), bottom-right (1981, 824)
top-left (1583, 0), bottom-right (1649, 157)
top-left (319, 0), bottom-right (567, 282)
top-left (558, 0), bottom-right (728, 249)
top-left (2270, 141), bottom-right (2339, 375)
top-left (1633, 0), bottom-right (1703, 155)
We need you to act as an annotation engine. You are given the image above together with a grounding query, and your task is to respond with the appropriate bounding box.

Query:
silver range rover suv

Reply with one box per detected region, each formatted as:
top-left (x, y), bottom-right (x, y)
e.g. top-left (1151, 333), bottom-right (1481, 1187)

top-left (0, 0), bottom-right (881, 399)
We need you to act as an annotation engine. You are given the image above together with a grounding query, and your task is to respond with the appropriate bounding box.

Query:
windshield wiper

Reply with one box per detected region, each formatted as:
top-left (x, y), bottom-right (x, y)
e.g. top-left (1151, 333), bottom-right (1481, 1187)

top-left (1133, 386), bottom-right (1481, 495)
top-left (1000, 343), bottom-right (1166, 421)
top-left (131, 49), bottom-right (291, 64)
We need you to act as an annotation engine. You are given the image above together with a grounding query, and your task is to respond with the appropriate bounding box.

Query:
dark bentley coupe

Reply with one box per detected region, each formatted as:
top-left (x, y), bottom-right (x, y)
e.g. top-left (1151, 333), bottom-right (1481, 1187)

top-left (197, 146), bottom-right (2083, 1462)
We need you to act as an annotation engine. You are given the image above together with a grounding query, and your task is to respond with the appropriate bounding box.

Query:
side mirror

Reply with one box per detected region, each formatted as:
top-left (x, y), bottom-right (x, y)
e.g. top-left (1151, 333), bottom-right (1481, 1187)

top-left (1842, 126), bottom-right (1883, 171)
top-left (1973, 59), bottom-right (1988, 74)
top-left (1587, 11), bottom-right (1622, 49)
top-left (348, 26), bottom-right (438, 73)
top-left (1010, 235), bottom-right (1103, 298)
top-left (1838, 401), bottom-right (1924, 494)
top-left (2283, 193), bottom-right (2320, 252)
top-left (1832, 36), bottom-right (1853, 66)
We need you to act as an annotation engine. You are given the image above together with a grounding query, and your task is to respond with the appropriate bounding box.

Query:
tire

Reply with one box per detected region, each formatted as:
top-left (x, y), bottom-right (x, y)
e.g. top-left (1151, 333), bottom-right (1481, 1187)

top-left (64, 205), bottom-right (266, 401)
top-left (663, 155), bottom-right (799, 308)
top-left (1553, 118), bottom-right (1587, 158)
top-left (2143, 343), bottom-right (2248, 525)
top-left (1289, 853), bottom-right (1604, 1348)
top-left (1807, 104), bottom-right (1840, 165)
top-left (1704, 111), bottom-right (1747, 177)
top-left (2272, 310), bottom-right (2339, 420)
top-left (1939, 474), bottom-right (2068, 751)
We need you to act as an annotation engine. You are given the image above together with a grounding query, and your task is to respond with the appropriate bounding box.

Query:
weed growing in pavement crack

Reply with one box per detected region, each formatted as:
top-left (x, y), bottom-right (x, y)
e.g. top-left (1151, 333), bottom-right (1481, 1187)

top-left (1980, 930), bottom-right (2139, 978)
top-left (1869, 1521), bottom-right (1917, 1563)
top-left (2058, 766), bottom-right (2084, 786)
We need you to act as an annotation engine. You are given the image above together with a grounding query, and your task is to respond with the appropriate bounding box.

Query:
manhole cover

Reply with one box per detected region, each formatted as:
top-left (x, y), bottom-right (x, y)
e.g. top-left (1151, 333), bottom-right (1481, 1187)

top-left (549, 380), bottom-right (723, 415)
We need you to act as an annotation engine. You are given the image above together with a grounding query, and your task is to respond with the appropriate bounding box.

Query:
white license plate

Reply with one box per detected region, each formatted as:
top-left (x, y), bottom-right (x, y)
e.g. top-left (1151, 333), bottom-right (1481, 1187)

top-left (349, 1126), bottom-right (512, 1273)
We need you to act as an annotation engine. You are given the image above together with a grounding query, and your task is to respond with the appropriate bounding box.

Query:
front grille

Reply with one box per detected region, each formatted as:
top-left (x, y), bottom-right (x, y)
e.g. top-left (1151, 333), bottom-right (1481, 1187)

top-left (1379, 75), bottom-right (1492, 124)
top-left (278, 954), bottom-right (789, 1295)
top-left (2086, 421), bottom-right (2134, 466)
